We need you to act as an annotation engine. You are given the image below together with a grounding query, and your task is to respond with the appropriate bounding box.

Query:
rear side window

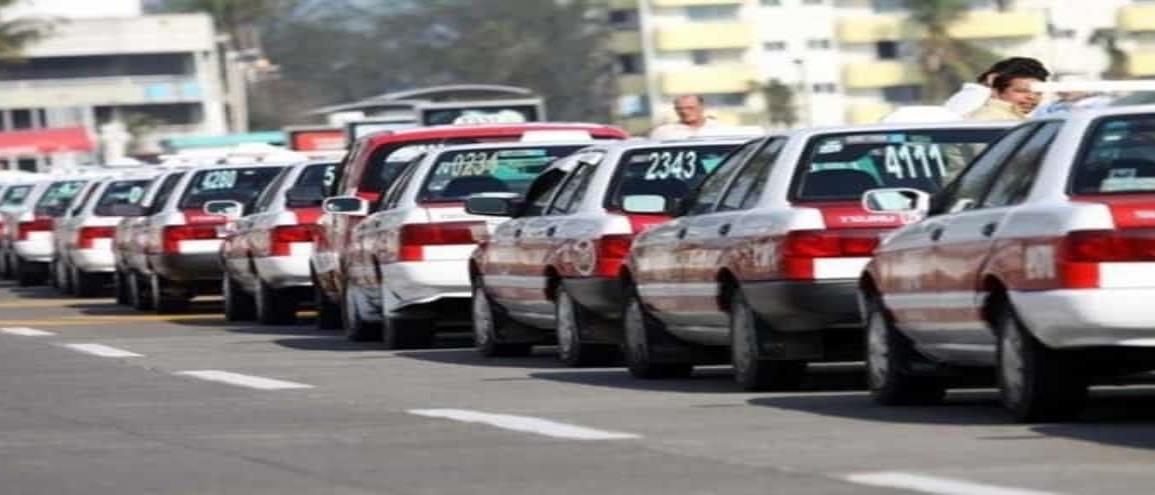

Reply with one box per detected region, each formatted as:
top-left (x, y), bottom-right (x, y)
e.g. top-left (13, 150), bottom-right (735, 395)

top-left (362, 138), bottom-right (481, 194)
top-left (297, 162), bottom-right (339, 190)
top-left (35, 180), bottom-right (86, 216)
top-left (179, 167), bottom-right (284, 212)
top-left (793, 128), bottom-right (1004, 202)
top-left (95, 180), bottom-right (150, 216)
top-left (605, 143), bottom-right (743, 211)
top-left (418, 145), bottom-right (585, 203)
top-left (1071, 115), bottom-right (1155, 195)
top-left (1, 185), bottom-right (32, 208)
top-left (148, 173), bottom-right (185, 214)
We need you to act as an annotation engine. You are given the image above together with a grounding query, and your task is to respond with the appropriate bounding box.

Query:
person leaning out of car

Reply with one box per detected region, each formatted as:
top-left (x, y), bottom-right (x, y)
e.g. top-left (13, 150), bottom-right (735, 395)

top-left (967, 67), bottom-right (1047, 122)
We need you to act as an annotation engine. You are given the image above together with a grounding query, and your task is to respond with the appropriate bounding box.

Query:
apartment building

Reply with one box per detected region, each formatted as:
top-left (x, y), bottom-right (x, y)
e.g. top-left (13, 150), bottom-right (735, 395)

top-left (0, 0), bottom-right (233, 171)
top-left (610, 0), bottom-right (1155, 135)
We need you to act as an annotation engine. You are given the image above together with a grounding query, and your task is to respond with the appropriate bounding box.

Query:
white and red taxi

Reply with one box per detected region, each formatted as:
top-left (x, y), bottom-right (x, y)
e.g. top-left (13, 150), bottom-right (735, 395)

top-left (1, 178), bottom-right (90, 286)
top-left (220, 160), bottom-right (338, 325)
top-left (327, 141), bottom-right (590, 347)
top-left (861, 106), bottom-right (1155, 421)
top-left (467, 138), bottom-right (747, 365)
top-left (113, 169), bottom-right (190, 309)
top-left (623, 122), bottom-right (1010, 390)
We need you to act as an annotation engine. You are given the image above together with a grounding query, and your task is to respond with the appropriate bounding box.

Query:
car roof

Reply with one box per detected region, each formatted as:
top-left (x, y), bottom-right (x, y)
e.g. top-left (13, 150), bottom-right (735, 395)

top-left (358, 122), bottom-right (629, 147)
top-left (1043, 103), bottom-right (1155, 128)
top-left (787, 120), bottom-right (1016, 139)
top-left (426, 139), bottom-right (601, 157)
top-left (585, 137), bottom-right (755, 154)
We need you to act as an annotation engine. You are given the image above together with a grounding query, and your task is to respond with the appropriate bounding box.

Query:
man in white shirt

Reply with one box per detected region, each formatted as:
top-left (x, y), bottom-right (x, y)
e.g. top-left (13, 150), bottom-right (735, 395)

top-left (649, 95), bottom-right (719, 140)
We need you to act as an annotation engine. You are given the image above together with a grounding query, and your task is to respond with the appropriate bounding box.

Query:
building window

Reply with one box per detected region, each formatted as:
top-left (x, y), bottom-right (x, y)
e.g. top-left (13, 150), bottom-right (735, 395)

top-left (702, 93), bottom-right (746, 107)
top-left (617, 54), bottom-right (644, 74)
top-left (609, 9), bottom-right (639, 29)
top-left (685, 5), bottom-right (740, 21)
top-left (761, 0), bottom-right (781, 5)
top-left (806, 39), bottom-right (832, 50)
top-left (690, 49), bottom-right (743, 65)
top-left (812, 83), bottom-right (838, 93)
top-left (764, 41), bottom-right (787, 51)
top-left (876, 40), bottom-right (899, 59)
top-left (882, 85), bottom-right (923, 104)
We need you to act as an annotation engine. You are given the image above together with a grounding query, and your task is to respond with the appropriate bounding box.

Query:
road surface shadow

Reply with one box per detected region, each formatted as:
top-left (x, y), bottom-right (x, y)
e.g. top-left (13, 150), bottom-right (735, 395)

top-left (273, 331), bottom-right (474, 352)
top-left (395, 346), bottom-right (573, 370)
top-left (4, 285), bottom-right (84, 300)
top-left (529, 363), bottom-right (867, 394)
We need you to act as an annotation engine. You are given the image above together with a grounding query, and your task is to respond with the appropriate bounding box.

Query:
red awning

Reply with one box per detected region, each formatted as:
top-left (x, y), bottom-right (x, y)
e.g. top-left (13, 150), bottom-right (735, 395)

top-left (0, 127), bottom-right (94, 156)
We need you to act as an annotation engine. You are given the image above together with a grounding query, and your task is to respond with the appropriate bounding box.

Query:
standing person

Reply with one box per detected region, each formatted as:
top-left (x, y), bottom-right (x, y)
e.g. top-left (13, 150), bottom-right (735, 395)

top-left (649, 95), bottom-right (718, 139)
top-left (967, 69), bottom-right (1045, 121)
top-left (943, 57), bottom-right (1049, 116)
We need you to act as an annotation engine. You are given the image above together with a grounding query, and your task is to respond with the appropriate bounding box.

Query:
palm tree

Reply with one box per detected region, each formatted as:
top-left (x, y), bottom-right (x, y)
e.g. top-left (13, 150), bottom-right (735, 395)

top-left (0, 0), bottom-right (50, 61)
top-left (905, 0), bottom-right (1000, 103)
top-left (755, 79), bottom-right (798, 129)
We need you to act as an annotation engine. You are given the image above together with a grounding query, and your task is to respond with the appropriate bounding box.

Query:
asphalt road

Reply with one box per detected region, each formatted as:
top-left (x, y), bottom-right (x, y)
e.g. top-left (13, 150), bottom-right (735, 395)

top-left (2, 281), bottom-right (1155, 495)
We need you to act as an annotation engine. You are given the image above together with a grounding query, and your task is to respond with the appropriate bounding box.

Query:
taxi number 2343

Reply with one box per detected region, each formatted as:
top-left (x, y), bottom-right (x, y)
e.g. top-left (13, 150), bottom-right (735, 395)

top-left (884, 144), bottom-right (946, 180)
top-left (645, 151), bottom-right (699, 181)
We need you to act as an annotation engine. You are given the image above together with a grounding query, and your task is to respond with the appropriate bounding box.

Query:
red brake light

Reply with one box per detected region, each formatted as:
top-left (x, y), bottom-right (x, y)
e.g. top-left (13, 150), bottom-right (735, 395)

top-left (778, 229), bottom-right (881, 280)
top-left (270, 224), bottom-right (317, 256)
top-left (76, 226), bottom-right (115, 249)
top-left (17, 218), bottom-right (53, 241)
top-left (398, 221), bottom-right (483, 262)
top-left (1058, 229), bottom-right (1155, 289)
top-left (595, 234), bottom-right (634, 278)
top-left (162, 224), bottom-right (219, 254)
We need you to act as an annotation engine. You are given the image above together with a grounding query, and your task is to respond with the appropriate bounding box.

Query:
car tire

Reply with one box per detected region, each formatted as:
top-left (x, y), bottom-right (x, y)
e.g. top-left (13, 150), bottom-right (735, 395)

top-left (313, 271), bottom-right (342, 330)
top-left (129, 272), bottom-right (153, 310)
top-left (0, 252), bottom-right (11, 279)
top-left (864, 296), bottom-right (946, 406)
top-left (996, 304), bottom-right (1087, 422)
top-left (223, 275), bottom-right (256, 321)
top-left (472, 285), bottom-right (532, 357)
top-left (15, 259), bottom-right (44, 287)
top-left (256, 279), bottom-right (298, 325)
top-left (73, 267), bottom-right (103, 298)
top-left (51, 259), bottom-right (68, 292)
top-left (151, 274), bottom-right (189, 314)
top-left (730, 290), bottom-right (806, 392)
top-left (623, 290), bottom-right (693, 379)
top-left (556, 285), bottom-right (618, 367)
top-left (341, 287), bottom-right (381, 342)
top-left (114, 269), bottom-right (131, 305)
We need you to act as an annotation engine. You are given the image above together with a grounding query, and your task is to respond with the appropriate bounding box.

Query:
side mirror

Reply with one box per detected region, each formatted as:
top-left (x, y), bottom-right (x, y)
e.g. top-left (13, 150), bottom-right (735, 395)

top-left (107, 203), bottom-right (147, 217)
top-left (322, 196), bottom-right (369, 216)
top-left (465, 193), bottom-right (521, 217)
top-left (621, 194), bottom-right (668, 215)
top-left (203, 200), bottom-right (244, 220)
top-left (285, 186), bottom-right (326, 208)
top-left (861, 188), bottom-right (930, 215)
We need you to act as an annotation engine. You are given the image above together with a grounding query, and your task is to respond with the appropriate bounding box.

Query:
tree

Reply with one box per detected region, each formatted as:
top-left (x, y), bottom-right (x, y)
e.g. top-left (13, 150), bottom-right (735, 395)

top-left (0, 0), bottom-right (50, 61)
top-left (1090, 28), bottom-right (1130, 80)
top-left (905, 0), bottom-right (1000, 103)
top-left (150, 0), bottom-right (301, 50)
top-left (757, 79), bottom-right (797, 128)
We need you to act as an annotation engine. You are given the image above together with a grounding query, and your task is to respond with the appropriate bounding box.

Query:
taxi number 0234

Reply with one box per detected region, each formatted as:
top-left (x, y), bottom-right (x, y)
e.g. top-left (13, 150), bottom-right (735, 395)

top-left (446, 152), bottom-right (498, 176)
top-left (884, 144), bottom-right (946, 180)
top-left (645, 151), bottom-right (699, 181)
top-left (201, 170), bottom-right (238, 190)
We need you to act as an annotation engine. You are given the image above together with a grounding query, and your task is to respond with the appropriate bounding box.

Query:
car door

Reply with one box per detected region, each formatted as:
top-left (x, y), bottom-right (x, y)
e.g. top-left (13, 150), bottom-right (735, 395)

top-left (636, 140), bottom-right (761, 326)
top-left (929, 121), bottom-right (1062, 363)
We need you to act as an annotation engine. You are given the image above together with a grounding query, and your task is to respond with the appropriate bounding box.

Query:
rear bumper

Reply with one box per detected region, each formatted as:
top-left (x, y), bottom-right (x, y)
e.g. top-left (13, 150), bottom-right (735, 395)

top-left (563, 277), bottom-right (624, 320)
top-left (742, 278), bottom-right (862, 332)
top-left (255, 256), bottom-right (312, 289)
top-left (382, 259), bottom-right (470, 309)
top-left (71, 248), bottom-right (116, 273)
top-left (148, 253), bottom-right (222, 282)
top-left (13, 237), bottom-right (53, 263)
top-left (1013, 289), bottom-right (1155, 349)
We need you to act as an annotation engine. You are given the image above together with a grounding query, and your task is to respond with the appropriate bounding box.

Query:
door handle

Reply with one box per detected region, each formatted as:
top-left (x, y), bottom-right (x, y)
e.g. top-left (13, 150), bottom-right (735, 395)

top-left (929, 227), bottom-right (944, 241)
top-left (718, 224), bottom-right (731, 236)
top-left (981, 222), bottom-right (998, 237)
top-left (676, 228), bottom-right (688, 239)
top-left (546, 226), bottom-right (557, 237)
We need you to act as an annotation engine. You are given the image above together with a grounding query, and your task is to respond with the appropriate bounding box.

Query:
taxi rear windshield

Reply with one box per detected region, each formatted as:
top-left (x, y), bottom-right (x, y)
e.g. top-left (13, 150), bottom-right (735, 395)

top-left (363, 138), bottom-right (487, 194)
top-left (95, 180), bottom-right (150, 217)
top-left (34, 180), bottom-right (86, 216)
top-left (179, 167), bottom-right (284, 212)
top-left (793, 129), bottom-right (1003, 201)
top-left (607, 144), bottom-right (742, 209)
top-left (297, 162), bottom-right (339, 189)
top-left (1071, 115), bottom-right (1155, 195)
top-left (1, 185), bottom-right (32, 208)
top-left (418, 145), bottom-right (585, 203)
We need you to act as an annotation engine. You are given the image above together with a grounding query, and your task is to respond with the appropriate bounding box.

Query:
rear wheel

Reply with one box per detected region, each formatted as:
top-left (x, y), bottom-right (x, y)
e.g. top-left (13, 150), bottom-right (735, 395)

top-left (15, 259), bottom-right (45, 287)
top-left (114, 269), bottom-right (131, 305)
top-left (0, 252), bottom-right (11, 279)
top-left (623, 290), bottom-right (693, 379)
top-left (150, 274), bottom-right (189, 314)
top-left (996, 305), bottom-right (1087, 422)
top-left (341, 287), bottom-right (381, 342)
top-left (472, 285), bottom-right (532, 357)
top-left (72, 267), bottom-right (103, 298)
top-left (313, 270), bottom-right (342, 330)
top-left (730, 290), bottom-right (806, 391)
top-left (256, 279), bottom-right (298, 325)
top-left (864, 296), bottom-right (945, 405)
top-left (223, 276), bottom-right (256, 321)
top-left (52, 259), bottom-right (70, 292)
top-left (556, 286), bottom-right (618, 367)
top-left (129, 272), bottom-right (153, 310)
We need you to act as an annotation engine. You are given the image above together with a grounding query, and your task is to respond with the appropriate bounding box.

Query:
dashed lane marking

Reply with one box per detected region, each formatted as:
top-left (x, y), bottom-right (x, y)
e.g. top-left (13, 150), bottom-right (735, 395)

top-left (408, 409), bottom-right (641, 441)
top-left (1, 327), bottom-right (56, 336)
top-left (175, 370), bottom-right (314, 390)
top-left (845, 472), bottom-right (1063, 495)
top-left (61, 343), bottom-right (143, 358)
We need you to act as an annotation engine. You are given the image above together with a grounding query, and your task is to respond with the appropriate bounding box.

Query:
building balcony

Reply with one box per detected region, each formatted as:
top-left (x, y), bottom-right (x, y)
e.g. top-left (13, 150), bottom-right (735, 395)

top-left (837, 11), bottom-right (1045, 43)
top-left (0, 76), bottom-right (205, 109)
top-left (655, 22), bottom-right (755, 51)
top-left (842, 61), bottom-right (923, 89)
top-left (651, 0), bottom-right (742, 6)
top-left (1119, 5), bottom-right (1155, 32)
top-left (610, 30), bottom-right (642, 53)
top-left (616, 74), bottom-right (648, 95)
top-left (847, 103), bottom-right (894, 125)
top-left (1127, 52), bottom-right (1155, 77)
top-left (660, 65), bottom-right (759, 95)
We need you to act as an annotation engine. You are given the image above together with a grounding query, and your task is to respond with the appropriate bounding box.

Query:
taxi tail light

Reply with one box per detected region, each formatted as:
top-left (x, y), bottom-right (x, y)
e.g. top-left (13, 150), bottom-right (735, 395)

top-left (270, 224), bottom-right (317, 256)
top-left (779, 230), bottom-right (880, 280)
top-left (398, 221), bottom-right (483, 262)
top-left (16, 217), bottom-right (53, 241)
top-left (594, 234), bottom-right (634, 278)
top-left (1059, 229), bottom-right (1155, 288)
top-left (77, 226), bottom-right (115, 249)
top-left (161, 224), bottom-right (219, 254)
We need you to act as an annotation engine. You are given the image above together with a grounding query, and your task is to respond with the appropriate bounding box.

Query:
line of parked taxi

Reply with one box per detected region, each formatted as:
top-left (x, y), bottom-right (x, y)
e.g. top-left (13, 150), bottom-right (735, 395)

top-left (4, 107), bottom-right (1155, 423)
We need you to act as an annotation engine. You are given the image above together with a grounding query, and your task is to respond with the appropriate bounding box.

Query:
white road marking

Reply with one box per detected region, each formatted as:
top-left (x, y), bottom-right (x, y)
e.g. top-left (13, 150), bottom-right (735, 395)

top-left (1, 327), bottom-right (56, 337)
top-left (408, 409), bottom-right (641, 441)
top-left (845, 472), bottom-right (1062, 495)
top-left (175, 370), bottom-right (313, 390)
top-left (62, 343), bottom-right (142, 358)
